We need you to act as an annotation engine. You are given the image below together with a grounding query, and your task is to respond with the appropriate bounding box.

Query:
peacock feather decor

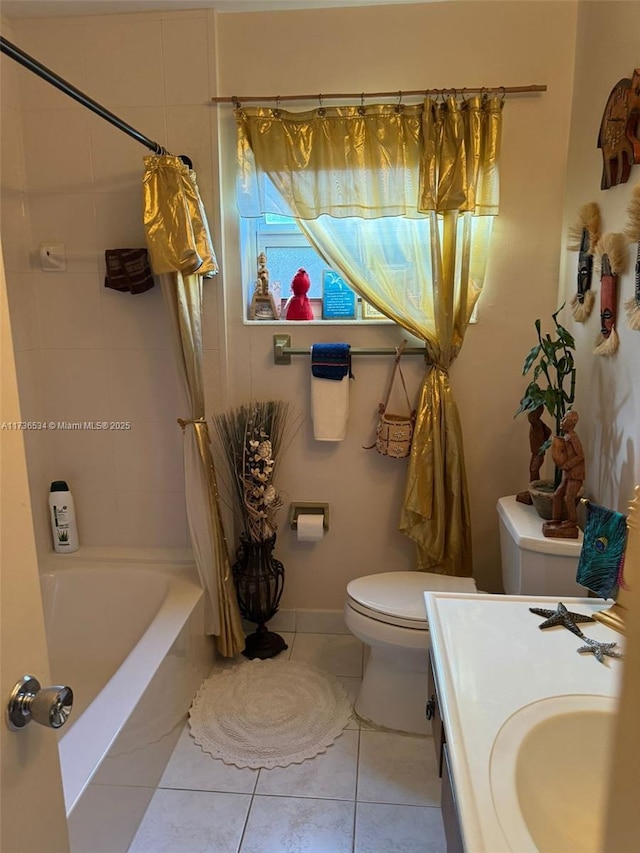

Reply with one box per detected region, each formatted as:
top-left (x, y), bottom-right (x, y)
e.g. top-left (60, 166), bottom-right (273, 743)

top-left (576, 500), bottom-right (628, 599)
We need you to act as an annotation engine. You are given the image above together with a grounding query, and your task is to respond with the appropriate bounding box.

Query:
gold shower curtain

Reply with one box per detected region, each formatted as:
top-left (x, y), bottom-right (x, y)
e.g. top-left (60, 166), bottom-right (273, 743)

top-left (144, 155), bottom-right (244, 656)
top-left (236, 96), bottom-right (502, 576)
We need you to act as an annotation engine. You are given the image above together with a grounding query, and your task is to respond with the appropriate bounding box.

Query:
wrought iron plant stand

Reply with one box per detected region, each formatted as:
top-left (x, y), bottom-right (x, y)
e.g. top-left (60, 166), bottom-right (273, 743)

top-left (232, 534), bottom-right (287, 659)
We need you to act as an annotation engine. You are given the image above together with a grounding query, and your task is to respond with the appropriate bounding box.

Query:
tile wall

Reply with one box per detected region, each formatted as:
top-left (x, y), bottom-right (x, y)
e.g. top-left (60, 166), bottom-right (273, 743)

top-left (0, 10), bottom-right (223, 559)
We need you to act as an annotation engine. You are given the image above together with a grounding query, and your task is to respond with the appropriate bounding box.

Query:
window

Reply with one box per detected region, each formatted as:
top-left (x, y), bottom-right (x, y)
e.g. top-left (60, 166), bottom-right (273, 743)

top-left (254, 213), bottom-right (326, 299)
top-left (241, 213), bottom-right (373, 322)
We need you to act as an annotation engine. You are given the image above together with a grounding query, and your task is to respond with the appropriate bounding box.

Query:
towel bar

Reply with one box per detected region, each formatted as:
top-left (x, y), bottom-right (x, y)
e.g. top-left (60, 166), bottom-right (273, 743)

top-left (273, 335), bottom-right (427, 364)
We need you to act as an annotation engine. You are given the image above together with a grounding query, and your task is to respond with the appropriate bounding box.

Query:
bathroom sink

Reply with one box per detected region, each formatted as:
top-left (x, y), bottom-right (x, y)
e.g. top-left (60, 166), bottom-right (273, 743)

top-left (490, 694), bottom-right (617, 852)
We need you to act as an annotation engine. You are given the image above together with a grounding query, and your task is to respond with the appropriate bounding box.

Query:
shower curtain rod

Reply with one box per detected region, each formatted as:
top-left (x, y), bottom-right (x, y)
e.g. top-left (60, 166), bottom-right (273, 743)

top-left (0, 36), bottom-right (185, 161)
top-left (212, 84), bottom-right (547, 106)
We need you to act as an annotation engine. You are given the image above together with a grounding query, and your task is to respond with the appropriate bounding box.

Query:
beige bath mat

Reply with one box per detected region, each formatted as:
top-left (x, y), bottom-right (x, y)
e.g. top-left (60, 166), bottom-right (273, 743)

top-left (188, 658), bottom-right (352, 769)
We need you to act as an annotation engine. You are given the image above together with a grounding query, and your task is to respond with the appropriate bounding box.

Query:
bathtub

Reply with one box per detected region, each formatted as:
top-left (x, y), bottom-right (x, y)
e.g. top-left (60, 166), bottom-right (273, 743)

top-left (41, 549), bottom-right (212, 842)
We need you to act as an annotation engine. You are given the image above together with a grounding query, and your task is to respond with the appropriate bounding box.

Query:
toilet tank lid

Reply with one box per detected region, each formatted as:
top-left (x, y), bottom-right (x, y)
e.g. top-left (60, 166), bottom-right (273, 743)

top-left (497, 496), bottom-right (583, 555)
top-left (347, 571), bottom-right (477, 622)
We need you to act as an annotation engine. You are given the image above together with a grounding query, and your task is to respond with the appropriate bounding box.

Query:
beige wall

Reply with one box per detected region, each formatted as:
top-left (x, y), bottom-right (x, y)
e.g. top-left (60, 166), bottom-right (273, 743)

top-left (560, 0), bottom-right (640, 515)
top-left (0, 15), bottom-right (55, 558)
top-left (560, 10), bottom-right (640, 840)
top-left (8, 1), bottom-right (635, 608)
top-left (215, 0), bottom-right (579, 604)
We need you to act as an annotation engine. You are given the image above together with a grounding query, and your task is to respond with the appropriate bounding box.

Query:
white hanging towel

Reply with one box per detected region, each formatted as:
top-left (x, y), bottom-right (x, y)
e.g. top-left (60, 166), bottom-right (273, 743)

top-left (310, 343), bottom-right (352, 441)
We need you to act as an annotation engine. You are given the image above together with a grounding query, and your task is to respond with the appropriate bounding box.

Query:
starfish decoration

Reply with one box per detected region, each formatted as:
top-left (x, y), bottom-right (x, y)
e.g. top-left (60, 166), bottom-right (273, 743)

top-left (576, 637), bottom-right (624, 663)
top-left (529, 602), bottom-right (596, 638)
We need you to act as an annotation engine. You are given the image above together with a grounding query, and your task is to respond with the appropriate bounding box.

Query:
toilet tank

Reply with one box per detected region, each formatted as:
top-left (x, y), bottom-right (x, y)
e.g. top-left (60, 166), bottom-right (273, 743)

top-left (497, 496), bottom-right (586, 596)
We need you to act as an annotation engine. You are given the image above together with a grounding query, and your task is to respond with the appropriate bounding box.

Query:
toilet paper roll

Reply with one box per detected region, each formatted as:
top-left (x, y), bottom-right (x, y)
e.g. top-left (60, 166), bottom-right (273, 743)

top-left (297, 514), bottom-right (325, 542)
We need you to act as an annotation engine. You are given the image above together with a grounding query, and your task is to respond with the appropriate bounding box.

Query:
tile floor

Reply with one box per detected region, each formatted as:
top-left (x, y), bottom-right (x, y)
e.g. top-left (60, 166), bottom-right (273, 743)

top-left (128, 631), bottom-right (447, 853)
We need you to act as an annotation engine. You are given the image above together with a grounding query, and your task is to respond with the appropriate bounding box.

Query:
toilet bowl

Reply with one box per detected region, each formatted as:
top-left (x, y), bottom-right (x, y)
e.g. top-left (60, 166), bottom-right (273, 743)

top-left (344, 571), bottom-right (477, 735)
top-left (497, 495), bottom-right (585, 595)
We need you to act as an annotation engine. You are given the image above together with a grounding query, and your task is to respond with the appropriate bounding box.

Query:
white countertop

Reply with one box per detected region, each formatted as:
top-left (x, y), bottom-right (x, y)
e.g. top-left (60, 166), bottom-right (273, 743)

top-left (424, 592), bottom-right (625, 852)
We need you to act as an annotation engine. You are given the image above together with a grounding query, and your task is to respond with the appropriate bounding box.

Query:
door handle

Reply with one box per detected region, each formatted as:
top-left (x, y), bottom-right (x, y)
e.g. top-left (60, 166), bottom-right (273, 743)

top-left (6, 675), bottom-right (73, 731)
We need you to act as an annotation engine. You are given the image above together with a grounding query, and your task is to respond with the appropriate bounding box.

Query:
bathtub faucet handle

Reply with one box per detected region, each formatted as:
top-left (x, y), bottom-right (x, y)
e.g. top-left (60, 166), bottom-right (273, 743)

top-left (6, 675), bottom-right (73, 731)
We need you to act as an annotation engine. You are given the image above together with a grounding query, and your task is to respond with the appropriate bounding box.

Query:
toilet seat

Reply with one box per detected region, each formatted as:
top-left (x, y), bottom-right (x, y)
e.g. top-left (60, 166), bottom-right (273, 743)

top-left (346, 571), bottom-right (477, 630)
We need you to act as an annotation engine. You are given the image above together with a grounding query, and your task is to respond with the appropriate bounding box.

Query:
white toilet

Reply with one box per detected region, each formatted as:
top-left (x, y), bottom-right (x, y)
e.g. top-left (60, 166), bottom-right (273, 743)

top-left (344, 571), bottom-right (477, 735)
top-left (344, 496), bottom-right (585, 736)
top-left (497, 495), bottom-right (584, 596)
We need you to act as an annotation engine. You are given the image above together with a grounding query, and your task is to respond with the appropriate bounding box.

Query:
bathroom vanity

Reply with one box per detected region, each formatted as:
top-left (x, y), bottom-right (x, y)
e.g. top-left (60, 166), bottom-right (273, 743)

top-left (424, 592), bottom-right (624, 852)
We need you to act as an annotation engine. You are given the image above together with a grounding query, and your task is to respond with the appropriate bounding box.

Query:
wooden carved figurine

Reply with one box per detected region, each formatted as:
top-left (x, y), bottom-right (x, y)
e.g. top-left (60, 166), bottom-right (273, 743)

top-left (542, 410), bottom-right (585, 539)
top-left (516, 405), bottom-right (552, 505)
top-left (250, 252), bottom-right (279, 320)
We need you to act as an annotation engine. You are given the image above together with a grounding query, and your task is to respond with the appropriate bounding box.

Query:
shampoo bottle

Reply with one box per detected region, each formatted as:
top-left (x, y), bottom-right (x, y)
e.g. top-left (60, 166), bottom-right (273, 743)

top-left (49, 480), bottom-right (79, 553)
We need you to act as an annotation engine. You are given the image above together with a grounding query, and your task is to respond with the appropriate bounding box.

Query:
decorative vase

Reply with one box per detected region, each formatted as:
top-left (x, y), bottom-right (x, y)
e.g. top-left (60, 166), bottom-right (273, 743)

top-left (232, 533), bottom-right (287, 660)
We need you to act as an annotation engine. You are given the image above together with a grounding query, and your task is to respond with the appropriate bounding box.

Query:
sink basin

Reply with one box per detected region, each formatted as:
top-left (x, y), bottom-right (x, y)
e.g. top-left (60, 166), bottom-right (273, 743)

top-left (490, 694), bottom-right (617, 852)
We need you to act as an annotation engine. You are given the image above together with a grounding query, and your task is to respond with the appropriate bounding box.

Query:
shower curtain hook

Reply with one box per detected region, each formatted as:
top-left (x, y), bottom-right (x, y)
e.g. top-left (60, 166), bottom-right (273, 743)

top-left (395, 91), bottom-right (404, 113)
top-left (358, 92), bottom-right (365, 115)
top-left (317, 94), bottom-right (326, 116)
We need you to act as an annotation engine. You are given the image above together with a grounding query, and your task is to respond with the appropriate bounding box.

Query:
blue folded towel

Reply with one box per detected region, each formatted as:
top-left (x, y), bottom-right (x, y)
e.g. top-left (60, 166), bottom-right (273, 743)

top-left (311, 343), bottom-right (353, 380)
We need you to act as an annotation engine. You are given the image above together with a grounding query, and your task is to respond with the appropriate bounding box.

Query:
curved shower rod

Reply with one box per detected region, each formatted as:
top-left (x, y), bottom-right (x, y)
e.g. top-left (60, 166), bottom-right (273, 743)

top-left (0, 36), bottom-right (192, 166)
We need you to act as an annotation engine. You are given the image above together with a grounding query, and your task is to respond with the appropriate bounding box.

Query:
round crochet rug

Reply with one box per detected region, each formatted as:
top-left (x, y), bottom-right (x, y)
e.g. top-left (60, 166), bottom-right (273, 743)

top-left (188, 658), bottom-right (352, 769)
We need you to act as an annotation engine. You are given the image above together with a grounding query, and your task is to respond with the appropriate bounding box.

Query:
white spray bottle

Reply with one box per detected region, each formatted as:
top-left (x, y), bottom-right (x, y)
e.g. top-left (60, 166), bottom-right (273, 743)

top-left (49, 480), bottom-right (79, 553)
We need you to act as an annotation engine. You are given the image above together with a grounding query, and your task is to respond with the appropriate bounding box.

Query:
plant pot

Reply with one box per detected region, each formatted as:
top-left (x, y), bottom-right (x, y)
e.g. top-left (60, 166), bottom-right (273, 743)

top-left (528, 479), bottom-right (583, 521)
top-left (528, 479), bottom-right (556, 520)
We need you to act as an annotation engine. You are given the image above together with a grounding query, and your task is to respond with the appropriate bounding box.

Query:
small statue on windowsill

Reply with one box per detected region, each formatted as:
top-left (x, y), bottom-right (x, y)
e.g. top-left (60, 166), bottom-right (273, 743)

top-left (542, 410), bottom-right (585, 539)
top-left (516, 405), bottom-right (552, 504)
top-left (250, 252), bottom-right (279, 320)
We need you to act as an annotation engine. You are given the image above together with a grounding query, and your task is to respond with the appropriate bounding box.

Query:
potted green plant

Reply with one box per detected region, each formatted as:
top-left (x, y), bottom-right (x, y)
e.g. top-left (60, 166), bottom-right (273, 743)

top-left (514, 306), bottom-right (577, 518)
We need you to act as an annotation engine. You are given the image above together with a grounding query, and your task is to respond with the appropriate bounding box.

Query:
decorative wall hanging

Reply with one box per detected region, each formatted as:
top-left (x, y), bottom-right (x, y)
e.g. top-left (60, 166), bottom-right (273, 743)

top-left (597, 68), bottom-right (640, 190)
top-left (624, 181), bottom-right (640, 330)
top-left (594, 232), bottom-right (626, 356)
top-left (567, 202), bottom-right (601, 321)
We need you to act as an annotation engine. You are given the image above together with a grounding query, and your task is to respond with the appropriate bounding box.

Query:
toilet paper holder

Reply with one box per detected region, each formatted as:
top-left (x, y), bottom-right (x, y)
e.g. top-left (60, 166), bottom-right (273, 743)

top-left (289, 502), bottom-right (330, 532)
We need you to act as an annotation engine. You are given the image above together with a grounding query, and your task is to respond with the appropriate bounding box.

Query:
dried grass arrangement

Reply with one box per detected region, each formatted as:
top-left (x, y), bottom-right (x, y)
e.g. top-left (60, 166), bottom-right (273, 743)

top-left (213, 400), bottom-right (294, 543)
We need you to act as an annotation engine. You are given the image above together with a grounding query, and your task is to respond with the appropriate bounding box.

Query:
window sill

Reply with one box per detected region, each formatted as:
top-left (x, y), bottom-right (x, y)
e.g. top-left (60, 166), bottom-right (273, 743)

top-left (243, 318), bottom-right (394, 326)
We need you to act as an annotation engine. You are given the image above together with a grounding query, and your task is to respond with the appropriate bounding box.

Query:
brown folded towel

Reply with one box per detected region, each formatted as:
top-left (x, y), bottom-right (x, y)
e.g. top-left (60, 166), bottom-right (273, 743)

top-left (105, 249), bottom-right (155, 294)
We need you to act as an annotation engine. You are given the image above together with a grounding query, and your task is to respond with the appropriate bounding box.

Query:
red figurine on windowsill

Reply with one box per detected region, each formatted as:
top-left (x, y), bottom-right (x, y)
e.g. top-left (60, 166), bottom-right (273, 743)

top-left (284, 268), bottom-right (314, 321)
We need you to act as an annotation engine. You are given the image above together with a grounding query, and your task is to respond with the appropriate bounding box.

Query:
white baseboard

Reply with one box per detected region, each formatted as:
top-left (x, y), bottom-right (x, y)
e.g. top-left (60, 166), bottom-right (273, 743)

top-left (242, 608), bottom-right (349, 635)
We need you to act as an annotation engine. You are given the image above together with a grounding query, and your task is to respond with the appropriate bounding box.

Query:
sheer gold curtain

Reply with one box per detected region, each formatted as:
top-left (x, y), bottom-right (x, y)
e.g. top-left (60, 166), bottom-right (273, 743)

top-left (144, 155), bottom-right (244, 655)
top-left (236, 96), bottom-right (502, 576)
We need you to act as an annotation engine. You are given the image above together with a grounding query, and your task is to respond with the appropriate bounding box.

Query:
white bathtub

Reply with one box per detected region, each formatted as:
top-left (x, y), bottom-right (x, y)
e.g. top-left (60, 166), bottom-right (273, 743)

top-left (41, 550), bottom-right (212, 838)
